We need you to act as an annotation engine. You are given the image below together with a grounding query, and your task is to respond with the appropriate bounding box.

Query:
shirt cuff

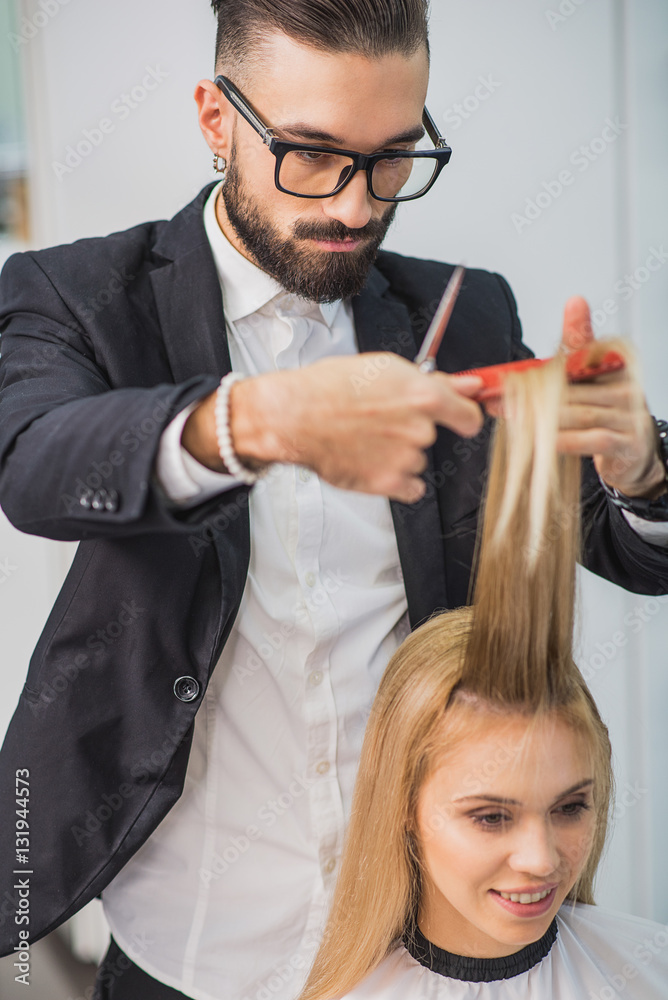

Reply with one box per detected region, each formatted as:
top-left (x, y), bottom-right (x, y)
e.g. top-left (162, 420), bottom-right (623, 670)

top-left (621, 509), bottom-right (668, 548)
top-left (156, 402), bottom-right (243, 506)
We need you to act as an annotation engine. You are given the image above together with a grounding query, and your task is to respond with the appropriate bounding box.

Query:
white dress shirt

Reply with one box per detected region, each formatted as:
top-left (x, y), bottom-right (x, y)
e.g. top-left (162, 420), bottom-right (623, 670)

top-left (102, 181), bottom-right (668, 1000)
top-left (101, 181), bottom-right (410, 1000)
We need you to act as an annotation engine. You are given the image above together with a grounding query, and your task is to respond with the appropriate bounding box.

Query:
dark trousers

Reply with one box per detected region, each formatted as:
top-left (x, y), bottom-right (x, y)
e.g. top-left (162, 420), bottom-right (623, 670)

top-left (93, 938), bottom-right (193, 999)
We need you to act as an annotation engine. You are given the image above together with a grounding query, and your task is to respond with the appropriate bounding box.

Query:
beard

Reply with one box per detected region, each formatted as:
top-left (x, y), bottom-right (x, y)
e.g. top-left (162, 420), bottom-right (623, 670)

top-left (220, 145), bottom-right (398, 304)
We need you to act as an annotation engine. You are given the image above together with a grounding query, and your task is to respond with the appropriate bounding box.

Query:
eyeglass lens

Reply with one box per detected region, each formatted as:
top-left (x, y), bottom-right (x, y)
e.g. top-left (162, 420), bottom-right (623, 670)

top-left (279, 150), bottom-right (439, 200)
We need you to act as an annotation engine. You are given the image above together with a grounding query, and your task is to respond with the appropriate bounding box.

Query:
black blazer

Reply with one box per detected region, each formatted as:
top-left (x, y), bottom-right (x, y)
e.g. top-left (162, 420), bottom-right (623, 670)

top-left (0, 182), bottom-right (665, 955)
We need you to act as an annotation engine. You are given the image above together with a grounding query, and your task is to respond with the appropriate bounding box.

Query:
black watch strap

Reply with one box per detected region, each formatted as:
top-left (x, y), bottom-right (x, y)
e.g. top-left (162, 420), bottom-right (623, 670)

top-left (601, 418), bottom-right (668, 522)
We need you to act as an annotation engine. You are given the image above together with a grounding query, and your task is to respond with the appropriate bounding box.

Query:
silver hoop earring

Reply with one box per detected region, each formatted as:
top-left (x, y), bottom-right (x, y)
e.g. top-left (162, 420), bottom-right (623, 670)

top-left (213, 153), bottom-right (227, 178)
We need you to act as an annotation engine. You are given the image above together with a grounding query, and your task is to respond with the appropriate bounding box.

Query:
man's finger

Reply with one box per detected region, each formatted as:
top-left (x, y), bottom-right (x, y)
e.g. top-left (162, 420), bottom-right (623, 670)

top-left (556, 428), bottom-right (625, 455)
top-left (559, 405), bottom-right (632, 433)
top-left (392, 475), bottom-right (427, 505)
top-left (440, 396), bottom-right (484, 438)
top-left (561, 295), bottom-right (594, 351)
top-left (565, 379), bottom-right (631, 408)
top-left (449, 374), bottom-right (485, 397)
top-left (430, 374), bottom-right (484, 437)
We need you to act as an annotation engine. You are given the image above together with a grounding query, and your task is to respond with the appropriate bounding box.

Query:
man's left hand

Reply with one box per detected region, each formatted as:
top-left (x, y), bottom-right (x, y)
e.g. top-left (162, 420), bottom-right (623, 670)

top-left (556, 297), bottom-right (666, 499)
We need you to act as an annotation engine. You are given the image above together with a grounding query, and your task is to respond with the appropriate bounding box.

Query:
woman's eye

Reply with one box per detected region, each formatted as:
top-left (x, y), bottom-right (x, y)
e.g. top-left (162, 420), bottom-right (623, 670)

top-left (556, 801), bottom-right (590, 820)
top-left (473, 812), bottom-right (508, 829)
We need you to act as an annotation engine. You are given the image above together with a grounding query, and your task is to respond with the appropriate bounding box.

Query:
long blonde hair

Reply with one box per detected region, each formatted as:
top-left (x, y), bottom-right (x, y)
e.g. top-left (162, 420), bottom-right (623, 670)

top-left (300, 346), bottom-right (627, 1000)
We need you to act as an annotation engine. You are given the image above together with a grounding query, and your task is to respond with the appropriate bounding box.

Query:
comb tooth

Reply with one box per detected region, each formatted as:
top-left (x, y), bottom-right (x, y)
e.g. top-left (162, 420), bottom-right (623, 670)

top-left (565, 348), bottom-right (626, 381)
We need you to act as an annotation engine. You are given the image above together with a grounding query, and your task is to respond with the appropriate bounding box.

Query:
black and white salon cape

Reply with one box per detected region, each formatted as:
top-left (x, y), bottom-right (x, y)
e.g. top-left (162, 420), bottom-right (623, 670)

top-left (341, 903), bottom-right (668, 998)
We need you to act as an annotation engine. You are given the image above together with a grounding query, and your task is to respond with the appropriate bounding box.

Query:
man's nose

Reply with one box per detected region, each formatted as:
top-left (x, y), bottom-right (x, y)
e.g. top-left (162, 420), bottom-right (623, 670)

top-left (507, 819), bottom-right (561, 879)
top-left (320, 169), bottom-right (375, 230)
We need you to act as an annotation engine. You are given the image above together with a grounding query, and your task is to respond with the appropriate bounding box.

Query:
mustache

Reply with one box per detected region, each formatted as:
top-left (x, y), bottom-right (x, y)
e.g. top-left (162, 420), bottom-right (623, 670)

top-left (291, 215), bottom-right (393, 243)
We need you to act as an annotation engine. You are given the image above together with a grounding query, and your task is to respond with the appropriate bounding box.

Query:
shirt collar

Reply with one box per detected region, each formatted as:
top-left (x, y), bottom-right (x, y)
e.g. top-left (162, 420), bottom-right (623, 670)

top-left (203, 180), bottom-right (341, 328)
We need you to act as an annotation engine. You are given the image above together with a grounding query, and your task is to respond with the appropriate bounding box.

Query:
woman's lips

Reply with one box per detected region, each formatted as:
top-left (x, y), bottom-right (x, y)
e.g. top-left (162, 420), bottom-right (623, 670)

top-left (490, 886), bottom-right (558, 918)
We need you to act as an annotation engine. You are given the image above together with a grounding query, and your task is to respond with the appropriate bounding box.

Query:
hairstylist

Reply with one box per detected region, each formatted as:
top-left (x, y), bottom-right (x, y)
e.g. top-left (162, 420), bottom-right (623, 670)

top-left (0, 2), bottom-right (667, 998)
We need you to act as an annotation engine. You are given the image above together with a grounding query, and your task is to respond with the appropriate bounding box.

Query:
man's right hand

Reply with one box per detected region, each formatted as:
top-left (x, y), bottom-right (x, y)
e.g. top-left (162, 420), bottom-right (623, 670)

top-left (182, 353), bottom-right (484, 504)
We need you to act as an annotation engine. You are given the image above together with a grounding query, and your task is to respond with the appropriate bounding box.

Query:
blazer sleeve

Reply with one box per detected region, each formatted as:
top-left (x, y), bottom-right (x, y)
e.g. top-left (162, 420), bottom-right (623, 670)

top-left (0, 251), bottom-right (249, 540)
top-left (495, 270), bottom-right (668, 595)
top-left (493, 271), bottom-right (535, 362)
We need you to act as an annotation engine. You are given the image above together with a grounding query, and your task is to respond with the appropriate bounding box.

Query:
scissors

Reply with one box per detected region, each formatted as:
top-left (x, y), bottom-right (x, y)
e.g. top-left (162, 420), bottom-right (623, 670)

top-left (413, 265), bottom-right (466, 373)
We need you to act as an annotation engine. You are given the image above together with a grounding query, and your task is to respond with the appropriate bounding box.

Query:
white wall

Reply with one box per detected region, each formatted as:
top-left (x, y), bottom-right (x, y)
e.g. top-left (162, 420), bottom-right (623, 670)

top-left (1, 0), bottom-right (667, 924)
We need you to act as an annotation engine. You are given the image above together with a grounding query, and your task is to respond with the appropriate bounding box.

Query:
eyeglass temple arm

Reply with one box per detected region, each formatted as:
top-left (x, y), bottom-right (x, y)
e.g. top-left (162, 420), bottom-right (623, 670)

top-left (216, 76), bottom-right (449, 156)
top-left (214, 75), bottom-right (278, 146)
top-left (422, 106), bottom-right (449, 150)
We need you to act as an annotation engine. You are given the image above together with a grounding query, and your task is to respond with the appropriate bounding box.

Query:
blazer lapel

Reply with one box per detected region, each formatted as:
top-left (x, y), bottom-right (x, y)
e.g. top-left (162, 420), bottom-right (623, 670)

top-left (352, 271), bottom-right (449, 627)
top-left (149, 184), bottom-right (250, 616)
top-left (149, 183), bottom-right (233, 384)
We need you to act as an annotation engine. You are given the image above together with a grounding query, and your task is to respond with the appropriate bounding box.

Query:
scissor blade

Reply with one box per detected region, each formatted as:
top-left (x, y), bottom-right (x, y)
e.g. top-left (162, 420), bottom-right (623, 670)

top-left (414, 264), bottom-right (466, 371)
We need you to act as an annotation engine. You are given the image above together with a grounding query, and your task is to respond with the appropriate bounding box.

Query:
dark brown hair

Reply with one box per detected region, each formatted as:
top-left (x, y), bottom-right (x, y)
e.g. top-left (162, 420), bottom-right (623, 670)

top-left (210, 0), bottom-right (430, 78)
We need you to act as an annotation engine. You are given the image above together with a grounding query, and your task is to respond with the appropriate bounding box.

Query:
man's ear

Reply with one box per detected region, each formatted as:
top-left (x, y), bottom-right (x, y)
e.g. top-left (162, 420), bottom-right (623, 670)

top-left (194, 78), bottom-right (235, 160)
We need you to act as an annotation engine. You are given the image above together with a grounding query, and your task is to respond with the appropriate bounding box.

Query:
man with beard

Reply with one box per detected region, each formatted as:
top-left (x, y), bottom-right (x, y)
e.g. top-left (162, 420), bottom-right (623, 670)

top-left (0, 1), bottom-right (667, 998)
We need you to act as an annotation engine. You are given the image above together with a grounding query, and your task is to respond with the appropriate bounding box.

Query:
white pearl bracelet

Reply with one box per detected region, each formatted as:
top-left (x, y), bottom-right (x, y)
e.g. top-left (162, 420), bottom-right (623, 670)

top-left (214, 373), bottom-right (267, 485)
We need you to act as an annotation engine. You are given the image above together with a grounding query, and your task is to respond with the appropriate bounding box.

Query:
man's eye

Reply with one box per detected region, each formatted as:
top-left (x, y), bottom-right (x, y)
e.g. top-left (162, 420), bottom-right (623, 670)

top-left (295, 151), bottom-right (330, 164)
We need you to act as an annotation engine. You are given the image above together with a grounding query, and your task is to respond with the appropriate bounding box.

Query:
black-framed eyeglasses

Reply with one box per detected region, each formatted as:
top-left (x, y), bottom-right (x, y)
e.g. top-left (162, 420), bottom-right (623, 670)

top-left (214, 75), bottom-right (452, 203)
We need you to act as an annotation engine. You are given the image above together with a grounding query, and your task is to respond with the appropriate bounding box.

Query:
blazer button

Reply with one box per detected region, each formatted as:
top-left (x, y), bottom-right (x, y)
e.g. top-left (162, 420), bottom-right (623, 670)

top-left (105, 489), bottom-right (120, 512)
top-left (91, 490), bottom-right (106, 511)
top-left (79, 488), bottom-right (93, 509)
top-left (173, 676), bottom-right (200, 703)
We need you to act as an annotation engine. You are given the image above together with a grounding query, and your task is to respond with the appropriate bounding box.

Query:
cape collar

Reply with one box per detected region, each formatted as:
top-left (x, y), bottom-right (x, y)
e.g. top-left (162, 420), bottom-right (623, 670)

top-left (404, 919), bottom-right (558, 983)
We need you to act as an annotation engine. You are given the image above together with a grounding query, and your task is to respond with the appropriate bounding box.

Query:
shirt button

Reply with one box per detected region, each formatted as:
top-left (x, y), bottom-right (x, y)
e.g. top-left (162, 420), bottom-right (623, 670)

top-left (173, 676), bottom-right (201, 703)
top-left (316, 761), bottom-right (330, 775)
top-left (323, 858), bottom-right (336, 875)
top-left (305, 572), bottom-right (316, 588)
top-left (299, 468), bottom-right (312, 484)
top-left (308, 671), bottom-right (323, 687)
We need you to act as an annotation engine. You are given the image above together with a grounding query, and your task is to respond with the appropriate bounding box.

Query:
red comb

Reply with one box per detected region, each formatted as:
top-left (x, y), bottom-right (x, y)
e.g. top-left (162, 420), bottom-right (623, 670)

top-left (458, 348), bottom-right (626, 403)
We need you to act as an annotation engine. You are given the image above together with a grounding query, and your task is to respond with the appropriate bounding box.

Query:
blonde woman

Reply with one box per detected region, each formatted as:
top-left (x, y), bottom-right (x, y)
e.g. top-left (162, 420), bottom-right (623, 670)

top-left (300, 352), bottom-right (668, 999)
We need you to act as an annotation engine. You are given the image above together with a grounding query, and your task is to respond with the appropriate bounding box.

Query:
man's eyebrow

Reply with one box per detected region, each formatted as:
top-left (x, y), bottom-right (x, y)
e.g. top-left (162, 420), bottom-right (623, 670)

top-left (453, 779), bottom-right (595, 807)
top-left (276, 122), bottom-right (426, 148)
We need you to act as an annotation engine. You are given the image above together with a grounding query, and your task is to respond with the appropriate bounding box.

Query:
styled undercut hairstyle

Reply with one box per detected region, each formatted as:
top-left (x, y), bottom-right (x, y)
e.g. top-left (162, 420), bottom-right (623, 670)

top-left (209, 0), bottom-right (430, 80)
top-left (298, 342), bottom-right (633, 1000)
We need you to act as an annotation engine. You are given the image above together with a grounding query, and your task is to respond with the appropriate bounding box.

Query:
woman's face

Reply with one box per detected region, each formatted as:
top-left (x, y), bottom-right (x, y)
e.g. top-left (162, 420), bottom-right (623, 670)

top-left (415, 708), bottom-right (597, 958)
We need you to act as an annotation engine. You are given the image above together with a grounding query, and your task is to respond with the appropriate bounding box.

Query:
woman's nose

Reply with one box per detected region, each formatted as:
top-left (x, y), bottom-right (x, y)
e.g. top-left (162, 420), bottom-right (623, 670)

top-left (507, 819), bottom-right (561, 879)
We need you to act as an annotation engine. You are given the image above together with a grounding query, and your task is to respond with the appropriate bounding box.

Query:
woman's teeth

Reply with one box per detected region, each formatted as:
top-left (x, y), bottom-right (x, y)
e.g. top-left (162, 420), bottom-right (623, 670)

top-left (498, 889), bottom-right (552, 904)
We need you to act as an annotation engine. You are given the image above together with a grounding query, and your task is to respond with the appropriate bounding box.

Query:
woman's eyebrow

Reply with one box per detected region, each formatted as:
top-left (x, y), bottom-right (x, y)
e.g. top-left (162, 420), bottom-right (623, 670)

top-left (453, 794), bottom-right (521, 806)
top-left (551, 779), bottom-right (594, 800)
top-left (277, 122), bottom-right (426, 146)
top-left (452, 779), bottom-right (594, 807)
